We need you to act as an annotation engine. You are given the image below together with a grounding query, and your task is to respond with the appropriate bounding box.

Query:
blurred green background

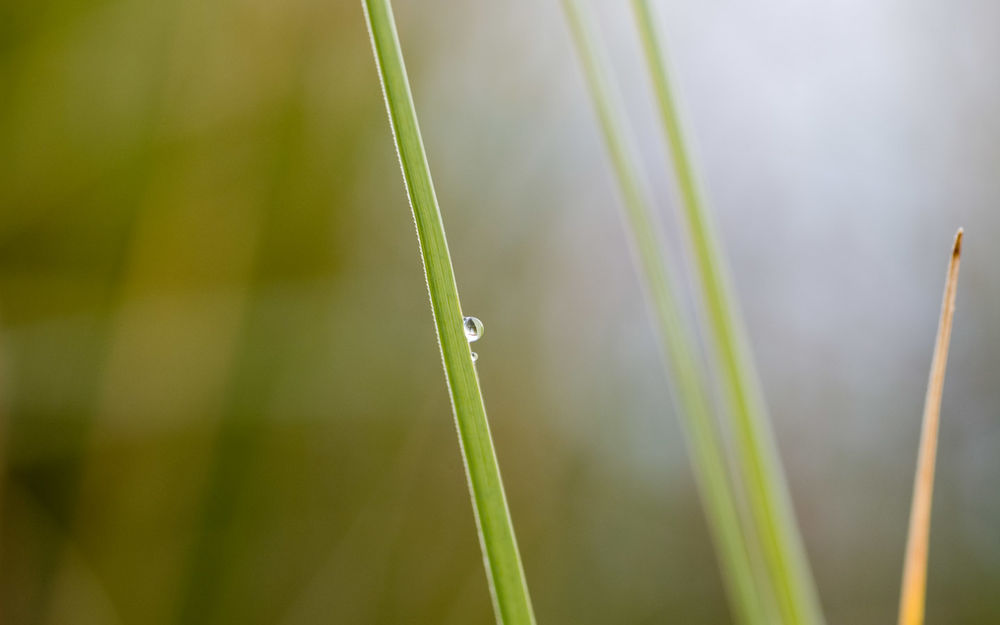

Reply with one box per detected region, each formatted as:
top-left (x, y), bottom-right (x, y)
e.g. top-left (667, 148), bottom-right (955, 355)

top-left (1, 0), bottom-right (999, 623)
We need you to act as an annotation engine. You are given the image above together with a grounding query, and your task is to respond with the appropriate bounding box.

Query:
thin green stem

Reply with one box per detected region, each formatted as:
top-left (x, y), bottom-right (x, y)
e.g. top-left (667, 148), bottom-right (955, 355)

top-left (362, 2), bottom-right (536, 623)
top-left (630, 2), bottom-right (825, 624)
top-left (562, 2), bottom-right (773, 624)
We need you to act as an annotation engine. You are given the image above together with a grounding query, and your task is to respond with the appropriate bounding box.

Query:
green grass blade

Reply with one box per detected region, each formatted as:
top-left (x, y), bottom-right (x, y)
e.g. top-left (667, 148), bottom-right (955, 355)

top-left (630, 2), bottom-right (825, 623)
top-left (561, 2), bottom-right (774, 623)
top-left (362, 2), bottom-right (536, 623)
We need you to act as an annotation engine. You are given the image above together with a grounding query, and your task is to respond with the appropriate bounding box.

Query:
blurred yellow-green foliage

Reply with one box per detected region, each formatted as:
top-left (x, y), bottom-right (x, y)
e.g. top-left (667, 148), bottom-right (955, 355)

top-left (1, 0), bottom-right (999, 624)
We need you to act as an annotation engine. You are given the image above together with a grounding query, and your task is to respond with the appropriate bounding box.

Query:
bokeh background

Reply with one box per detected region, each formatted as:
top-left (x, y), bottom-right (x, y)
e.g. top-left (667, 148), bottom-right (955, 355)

top-left (2, 0), bottom-right (999, 623)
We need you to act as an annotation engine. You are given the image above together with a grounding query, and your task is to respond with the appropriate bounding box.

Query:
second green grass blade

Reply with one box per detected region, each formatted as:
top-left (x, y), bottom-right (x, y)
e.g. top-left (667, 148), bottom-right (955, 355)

top-left (562, 2), bottom-right (773, 623)
top-left (631, 1), bottom-right (825, 623)
top-left (362, 1), bottom-right (536, 623)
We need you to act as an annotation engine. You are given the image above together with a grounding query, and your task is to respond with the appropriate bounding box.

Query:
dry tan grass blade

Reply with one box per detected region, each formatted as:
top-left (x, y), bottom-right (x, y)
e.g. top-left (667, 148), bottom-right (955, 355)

top-left (897, 228), bottom-right (963, 625)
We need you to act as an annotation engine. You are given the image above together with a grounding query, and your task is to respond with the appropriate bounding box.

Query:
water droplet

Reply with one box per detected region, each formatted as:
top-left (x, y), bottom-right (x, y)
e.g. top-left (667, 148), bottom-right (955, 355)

top-left (471, 351), bottom-right (478, 362)
top-left (463, 316), bottom-right (484, 343)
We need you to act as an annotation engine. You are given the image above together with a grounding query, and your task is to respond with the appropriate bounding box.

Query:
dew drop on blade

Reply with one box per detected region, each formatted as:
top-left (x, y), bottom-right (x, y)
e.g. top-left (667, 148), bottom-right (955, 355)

top-left (462, 316), bottom-right (484, 343)
top-left (471, 351), bottom-right (478, 362)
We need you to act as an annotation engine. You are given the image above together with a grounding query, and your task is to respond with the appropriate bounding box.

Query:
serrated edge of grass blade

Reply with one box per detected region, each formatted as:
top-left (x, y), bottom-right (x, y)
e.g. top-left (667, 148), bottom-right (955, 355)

top-left (897, 229), bottom-right (963, 625)
top-left (361, 2), bottom-right (536, 623)
top-left (561, 2), bottom-right (775, 623)
top-left (629, 2), bottom-right (825, 623)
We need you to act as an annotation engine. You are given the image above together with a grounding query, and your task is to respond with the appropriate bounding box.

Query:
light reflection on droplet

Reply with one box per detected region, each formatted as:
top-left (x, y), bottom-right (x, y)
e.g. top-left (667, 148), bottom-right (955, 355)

top-left (463, 316), bottom-right (484, 343)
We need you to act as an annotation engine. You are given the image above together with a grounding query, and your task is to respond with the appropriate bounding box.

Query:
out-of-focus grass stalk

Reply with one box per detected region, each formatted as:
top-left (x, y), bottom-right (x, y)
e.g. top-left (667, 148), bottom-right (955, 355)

top-left (630, 2), bottom-right (825, 624)
top-left (897, 229), bottom-right (963, 625)
top-left (361, 1), bottom-right (536, 624)
top-left (562, 2), bottom-right (773, 624)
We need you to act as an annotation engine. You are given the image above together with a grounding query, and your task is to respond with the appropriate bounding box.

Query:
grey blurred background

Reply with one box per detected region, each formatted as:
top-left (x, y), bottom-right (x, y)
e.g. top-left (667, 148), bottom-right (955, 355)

top-left (1, 0), bottom-right (998, 623)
